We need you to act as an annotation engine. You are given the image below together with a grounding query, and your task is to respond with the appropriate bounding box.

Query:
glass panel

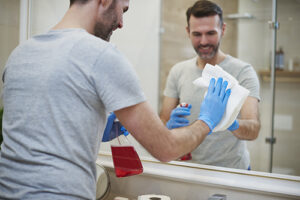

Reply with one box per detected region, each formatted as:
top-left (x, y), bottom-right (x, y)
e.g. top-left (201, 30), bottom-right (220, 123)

top-left (0, 0), bottom-right (20, 107)
top-left (159, 0), bottom-right (274, 172)
top-left (235, 0), bottom-right (274, 173)
top-left (272, 0), bottom-right (300, 176)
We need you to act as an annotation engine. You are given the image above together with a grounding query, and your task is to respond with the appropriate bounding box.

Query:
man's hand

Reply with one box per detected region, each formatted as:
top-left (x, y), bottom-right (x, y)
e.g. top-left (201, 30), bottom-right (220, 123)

top-left (102, 113), bottom-right (130, 142)
top-left (198, 77), bottom-right (231, 134)
top-left (166, 104), bottom-right (192, 129)
top-left (102, 113), bottom-right (117, 142)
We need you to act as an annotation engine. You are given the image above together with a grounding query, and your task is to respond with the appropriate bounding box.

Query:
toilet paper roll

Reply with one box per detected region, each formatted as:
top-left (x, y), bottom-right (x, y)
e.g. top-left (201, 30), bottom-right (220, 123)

top-left (114, 197), bottom-right (129, 200)
top-left (138, 194), bottom-right (171, 200)
top-left (193, 63), bottom-right (249, 132)
top-left (96, 164), bottom-right (110, 200)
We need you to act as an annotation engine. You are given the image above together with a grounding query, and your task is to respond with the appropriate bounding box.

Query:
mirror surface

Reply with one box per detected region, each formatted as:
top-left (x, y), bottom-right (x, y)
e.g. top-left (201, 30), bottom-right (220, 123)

top-left (158, 0), bottom-right (300, 176)
top-left (0, 0), bottom-right (299, 177)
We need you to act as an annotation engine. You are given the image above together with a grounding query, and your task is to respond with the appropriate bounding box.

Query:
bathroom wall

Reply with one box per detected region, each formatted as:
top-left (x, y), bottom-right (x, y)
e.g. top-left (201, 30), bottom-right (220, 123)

top-left (30, 0), bottom-right (69, 36)
top-left (109, 0), bottom-right (161, 113)
top-left (30, 0), bottom-right (160, 112)
top-left (0, 0), bottom-right (20, 107)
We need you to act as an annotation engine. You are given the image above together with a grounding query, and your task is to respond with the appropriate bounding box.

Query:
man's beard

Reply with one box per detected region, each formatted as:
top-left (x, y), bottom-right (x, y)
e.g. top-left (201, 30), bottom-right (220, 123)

top-left (94, 0), bottom-right (118, 41)
top-left (195, 41), bottom-right (220, 60)
top-left (94, 20), bottom-right (117, 41)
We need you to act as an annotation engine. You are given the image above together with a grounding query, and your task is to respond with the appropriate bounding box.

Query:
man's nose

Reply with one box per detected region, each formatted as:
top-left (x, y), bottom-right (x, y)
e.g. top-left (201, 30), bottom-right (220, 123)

top-left (118, 18), bottom-right (123, 29)
top-left (199, 35), bottom-right (209, 45)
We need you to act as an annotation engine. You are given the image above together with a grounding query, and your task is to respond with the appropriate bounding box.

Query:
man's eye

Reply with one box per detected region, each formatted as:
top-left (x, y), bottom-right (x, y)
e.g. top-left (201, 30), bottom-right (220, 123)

top-left (207, 32), bottom-right (216, 35)
top-left (193, 33), bottom-right (201, 37)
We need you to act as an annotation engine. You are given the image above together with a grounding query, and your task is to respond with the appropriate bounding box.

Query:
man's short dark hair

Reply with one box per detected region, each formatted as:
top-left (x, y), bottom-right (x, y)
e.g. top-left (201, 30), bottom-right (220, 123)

top-left (70, 0), bottom-right (91, 6)
top-left (186, 0), bottom-right (223, 27)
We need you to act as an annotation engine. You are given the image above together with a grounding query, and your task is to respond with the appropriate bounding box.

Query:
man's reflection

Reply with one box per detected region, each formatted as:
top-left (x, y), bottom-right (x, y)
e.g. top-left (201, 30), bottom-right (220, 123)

top-left (160, 0), bottom-right (261, 170)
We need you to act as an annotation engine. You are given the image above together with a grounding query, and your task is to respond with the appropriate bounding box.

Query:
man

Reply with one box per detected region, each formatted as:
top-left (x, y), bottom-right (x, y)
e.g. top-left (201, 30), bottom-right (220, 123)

top-left (160, 0), bottom-right (261, 170)
top-left (0, 0), bottom-right (230, 199)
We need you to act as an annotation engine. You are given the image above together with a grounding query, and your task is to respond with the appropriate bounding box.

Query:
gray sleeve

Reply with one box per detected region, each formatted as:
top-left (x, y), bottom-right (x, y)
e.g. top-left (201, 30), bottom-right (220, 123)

top-left (163, 66), bottom-right (179, 98)
top-left (238, 65), bottom-right (261, 101)
top-left (91, 47), bottom-right (146, 112)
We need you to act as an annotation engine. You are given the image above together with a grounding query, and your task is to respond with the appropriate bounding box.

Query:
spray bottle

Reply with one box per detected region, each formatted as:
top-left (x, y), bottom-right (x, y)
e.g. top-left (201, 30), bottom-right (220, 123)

top-left (178, 103), bottom-right (192, 161)
top-left (110, 120), bottom-right (143, 177)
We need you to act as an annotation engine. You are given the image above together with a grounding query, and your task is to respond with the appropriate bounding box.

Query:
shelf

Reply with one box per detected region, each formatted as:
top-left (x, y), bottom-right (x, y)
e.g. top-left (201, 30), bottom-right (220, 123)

top-left (258, 70), bottom-right (300, 83)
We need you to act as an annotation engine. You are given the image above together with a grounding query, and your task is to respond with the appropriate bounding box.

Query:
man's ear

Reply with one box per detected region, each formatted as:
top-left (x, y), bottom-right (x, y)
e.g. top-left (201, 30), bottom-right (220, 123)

top-left (98, 0), bottom-right (111, 8)
top-left (186, 26), bottom-right (191, 38)
top-left (221, 22), bottom-right (226, 37)
top-left (95, 0), bottom-right (102, 5)
top-left (96, 0), bottom-right (110, 15)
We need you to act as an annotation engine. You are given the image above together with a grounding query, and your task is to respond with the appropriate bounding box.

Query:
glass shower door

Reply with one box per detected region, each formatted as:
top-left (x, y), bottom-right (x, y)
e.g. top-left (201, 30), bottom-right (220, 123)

top-left (236, 0), bottom-right (274, 173)
top-left (272, 0), bottom-right (300, 176)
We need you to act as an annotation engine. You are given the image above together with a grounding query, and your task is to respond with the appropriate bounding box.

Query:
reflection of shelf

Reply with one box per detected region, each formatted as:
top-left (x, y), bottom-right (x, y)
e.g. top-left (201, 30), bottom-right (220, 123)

top-left (258, 70), bottom-right (300, 82)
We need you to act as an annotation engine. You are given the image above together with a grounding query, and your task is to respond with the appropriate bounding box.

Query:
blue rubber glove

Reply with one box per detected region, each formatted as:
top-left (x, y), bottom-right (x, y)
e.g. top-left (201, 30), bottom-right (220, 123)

top-left (198, 77), bottom-right (231, 134)
top-left (102, 113), bottom-right (130, 142)
top-left (166, 104), bottom-right (192, 129)
top-left (228, 119), bottom-right (239, 131)
top-left (120, 126), bottom-right (130, 136)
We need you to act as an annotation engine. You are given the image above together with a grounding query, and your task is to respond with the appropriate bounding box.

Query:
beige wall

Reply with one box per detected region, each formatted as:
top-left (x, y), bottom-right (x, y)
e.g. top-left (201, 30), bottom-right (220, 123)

top-left (30, 0), bottom-right (161, 112)
top-left (30, 0), bottom-right (69, 36)
top-left (0, 0), bottom-right (20, 107)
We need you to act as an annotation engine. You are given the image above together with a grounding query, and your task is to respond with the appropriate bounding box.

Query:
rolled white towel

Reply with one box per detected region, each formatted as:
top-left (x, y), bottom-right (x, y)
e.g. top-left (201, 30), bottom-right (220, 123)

top-left (193, 63), bottom-right (249, 132)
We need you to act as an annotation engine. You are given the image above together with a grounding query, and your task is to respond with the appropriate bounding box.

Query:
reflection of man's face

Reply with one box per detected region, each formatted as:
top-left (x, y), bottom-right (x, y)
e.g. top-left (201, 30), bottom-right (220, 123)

top-left (187, 15), bottom-right (224, 60)
top-left (94, 0), bottom-right (129, 41)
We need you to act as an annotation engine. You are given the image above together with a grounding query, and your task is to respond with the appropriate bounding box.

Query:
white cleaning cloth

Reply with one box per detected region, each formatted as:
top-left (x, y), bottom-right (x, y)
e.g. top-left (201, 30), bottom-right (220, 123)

top-left (193, 63), bottom-right (249, 132)
top-left (138, 194), bottom-right (171, 200)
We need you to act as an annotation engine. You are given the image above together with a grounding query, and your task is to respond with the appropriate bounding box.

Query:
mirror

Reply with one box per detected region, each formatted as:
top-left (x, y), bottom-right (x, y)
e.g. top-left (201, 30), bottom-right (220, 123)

top-left (159, 0), bottom-right (300, 176)
top-left (0, 0), bottom-right (299, 178)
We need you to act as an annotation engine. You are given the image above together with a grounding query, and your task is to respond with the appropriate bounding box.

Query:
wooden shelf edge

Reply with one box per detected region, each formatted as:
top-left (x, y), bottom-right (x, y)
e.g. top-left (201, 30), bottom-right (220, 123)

top-left (258, 70), bottom-right (300, 82)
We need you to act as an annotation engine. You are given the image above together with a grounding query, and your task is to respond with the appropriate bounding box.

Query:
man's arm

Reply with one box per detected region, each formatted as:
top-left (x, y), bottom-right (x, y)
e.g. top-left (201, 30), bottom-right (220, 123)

top-left (115, 78), bottom-right (230, 162)
top-left (115, 101), bottom-right (210, 162)
top-left (159, 96), bottom-right (179, 125)
top-left (231, 96), bottom-right (260, 140)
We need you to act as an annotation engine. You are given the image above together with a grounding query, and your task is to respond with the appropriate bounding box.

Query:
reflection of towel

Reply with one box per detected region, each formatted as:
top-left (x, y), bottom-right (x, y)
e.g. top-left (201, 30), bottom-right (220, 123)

top-left (193, 63), bottom-right (249, 132)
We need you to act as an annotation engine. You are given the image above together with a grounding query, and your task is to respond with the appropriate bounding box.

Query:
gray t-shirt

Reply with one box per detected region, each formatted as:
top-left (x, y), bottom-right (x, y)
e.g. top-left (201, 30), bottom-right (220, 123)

top-left (0, 29), bottom-right (146, 200)
top-left (164, 56), bottom-right (260, 169)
